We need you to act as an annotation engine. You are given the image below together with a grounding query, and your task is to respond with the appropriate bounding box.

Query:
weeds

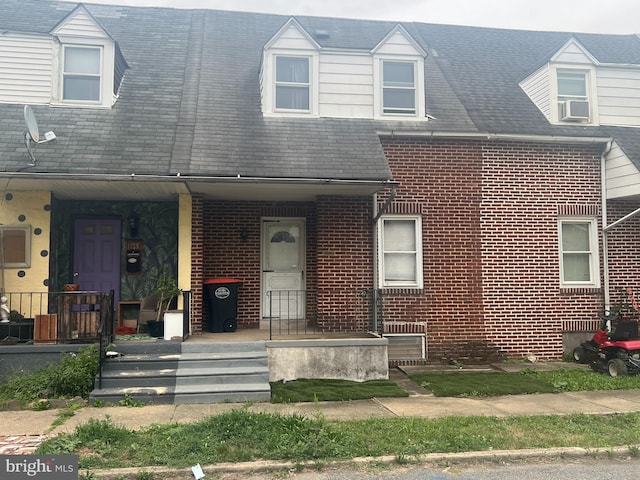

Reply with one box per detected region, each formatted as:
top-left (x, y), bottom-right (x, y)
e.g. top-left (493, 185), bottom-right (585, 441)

top-left (0, 346), bottom-right (99, 404)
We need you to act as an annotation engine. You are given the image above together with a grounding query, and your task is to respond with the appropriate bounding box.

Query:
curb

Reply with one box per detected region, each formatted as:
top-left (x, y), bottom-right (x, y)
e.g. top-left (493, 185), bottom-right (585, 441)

top-left (83, 445), bottom-right (635, 479)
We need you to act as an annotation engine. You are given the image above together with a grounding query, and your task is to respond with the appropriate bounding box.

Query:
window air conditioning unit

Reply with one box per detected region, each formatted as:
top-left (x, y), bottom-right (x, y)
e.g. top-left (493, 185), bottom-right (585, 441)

top-left (560, 100), bottom-right (590, 121)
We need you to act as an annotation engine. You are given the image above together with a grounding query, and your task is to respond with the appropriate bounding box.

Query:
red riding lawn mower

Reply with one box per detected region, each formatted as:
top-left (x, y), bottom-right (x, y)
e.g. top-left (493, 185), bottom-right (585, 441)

top-left (573, 288), bottom-right (640, 377)
top-left (573, 321), bottom-right (640, 376)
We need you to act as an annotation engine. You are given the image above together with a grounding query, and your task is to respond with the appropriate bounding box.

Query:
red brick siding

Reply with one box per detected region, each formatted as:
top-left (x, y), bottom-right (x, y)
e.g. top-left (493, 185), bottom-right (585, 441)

top-left (190, 195), bottom-right (204, 334)
top-left (316, 196), bottom-right (373, 332)
top-left (381, 138), bottom-right (604, 361)
top-left (605, 200), bottom-right (640, 310)
top-left (201, 201), bottom-right (318, 330)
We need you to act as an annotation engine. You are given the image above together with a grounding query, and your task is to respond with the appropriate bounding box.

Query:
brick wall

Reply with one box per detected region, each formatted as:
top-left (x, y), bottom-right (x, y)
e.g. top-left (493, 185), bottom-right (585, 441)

top-left (316, 196), bottom-right (373, 332)
top-left (605, 200), bottom-right (640, 309)
top-left (201, 201), bottom-right (320, 331)
top-left (381, 137), bottom-right (604, 361)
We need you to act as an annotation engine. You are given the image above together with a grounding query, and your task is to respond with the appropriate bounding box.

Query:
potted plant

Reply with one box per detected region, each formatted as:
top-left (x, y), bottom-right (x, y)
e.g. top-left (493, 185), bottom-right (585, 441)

top-left (147, 271), bottom-right (182, 337)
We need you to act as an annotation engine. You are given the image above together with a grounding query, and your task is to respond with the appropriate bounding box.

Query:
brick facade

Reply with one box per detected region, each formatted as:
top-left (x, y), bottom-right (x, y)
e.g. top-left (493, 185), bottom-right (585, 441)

top-left (189, 138), bottom-right (627, 362)
top-left (381, 137), bottom-right (605, 361)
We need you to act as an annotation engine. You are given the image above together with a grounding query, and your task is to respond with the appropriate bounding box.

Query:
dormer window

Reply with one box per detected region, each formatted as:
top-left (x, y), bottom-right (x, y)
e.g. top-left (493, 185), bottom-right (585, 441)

top-left (382, 60), bottom-right (416, 115)
top-left (275, 56), bottom-right (310, 111)
top-left (63, 46), bottom-right (102, 102)
top-left (557, 70), bottom-right (590, 121)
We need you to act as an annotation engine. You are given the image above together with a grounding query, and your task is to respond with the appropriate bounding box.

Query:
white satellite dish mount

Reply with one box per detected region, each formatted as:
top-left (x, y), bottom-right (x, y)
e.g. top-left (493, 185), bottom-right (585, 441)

top-left (24, 105), bottom-right (56, 166)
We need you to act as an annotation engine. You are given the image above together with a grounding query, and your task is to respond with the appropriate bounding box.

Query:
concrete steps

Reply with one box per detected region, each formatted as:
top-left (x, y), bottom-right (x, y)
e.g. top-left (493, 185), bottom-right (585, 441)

top-left (89, 341), bottom-right (271, 404)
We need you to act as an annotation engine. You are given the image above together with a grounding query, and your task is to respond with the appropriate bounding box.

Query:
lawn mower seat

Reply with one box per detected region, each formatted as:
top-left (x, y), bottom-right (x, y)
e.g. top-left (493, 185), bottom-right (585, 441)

top-left (610, 321), bottom-right (639, 341)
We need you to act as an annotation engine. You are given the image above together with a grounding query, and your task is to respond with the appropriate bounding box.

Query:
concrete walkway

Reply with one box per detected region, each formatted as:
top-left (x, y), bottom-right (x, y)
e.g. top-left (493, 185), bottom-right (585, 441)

top-left (2, 362), bottom-right (640, 469)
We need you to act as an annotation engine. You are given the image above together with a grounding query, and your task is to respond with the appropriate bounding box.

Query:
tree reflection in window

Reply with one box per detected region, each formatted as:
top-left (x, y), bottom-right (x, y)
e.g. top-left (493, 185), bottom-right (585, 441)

top-left (270, 231), bottom-right (296, 243)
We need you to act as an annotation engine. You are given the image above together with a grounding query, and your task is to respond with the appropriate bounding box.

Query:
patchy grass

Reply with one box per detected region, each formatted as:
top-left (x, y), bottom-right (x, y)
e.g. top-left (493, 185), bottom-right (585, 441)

top-left (271, 378), bottom-right (408, 403)
top-left (411, 371), bottom-right (557, 397)
top-left (410, 367), bottom-right (640, 397)
top-left (36, 409), bottom-right (640, 469)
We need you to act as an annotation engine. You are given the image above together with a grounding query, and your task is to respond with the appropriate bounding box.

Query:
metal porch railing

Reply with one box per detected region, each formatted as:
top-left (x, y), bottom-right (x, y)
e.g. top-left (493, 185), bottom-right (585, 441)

top-left (266, 288), bottom-right (383, 340)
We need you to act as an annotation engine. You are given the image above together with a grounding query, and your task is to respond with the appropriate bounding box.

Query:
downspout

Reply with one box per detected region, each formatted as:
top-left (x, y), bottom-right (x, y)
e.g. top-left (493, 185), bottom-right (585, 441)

top-left (601, 140), bottom-right (613, 316)
top-left (371, 185), bottom-right (397, 333)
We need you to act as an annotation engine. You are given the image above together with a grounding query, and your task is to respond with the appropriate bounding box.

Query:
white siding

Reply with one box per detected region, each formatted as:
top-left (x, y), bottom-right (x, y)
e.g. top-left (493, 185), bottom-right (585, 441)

top-left (53, 9), bottom-right (109, 38)
top-left (606, 141), bottom-right (640, 199)
top-left (553, 42), bottom-right (593, 65)
top-left (596, 67), bottom-right (640, 127)
top-left (318, 54), bottom-right (373, 118)
top-left (375, 31), bottom-right (422, 56)
top-left (520, 65), bottom-right (551, 119)
top-left (0, 34), bottom-right (52, 104)
top-left (267, 25), bottom-right (316, 51)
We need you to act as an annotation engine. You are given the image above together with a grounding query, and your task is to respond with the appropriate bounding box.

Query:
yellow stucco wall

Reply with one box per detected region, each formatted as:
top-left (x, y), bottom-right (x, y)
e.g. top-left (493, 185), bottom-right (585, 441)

top-left (177, 194), bottom-right (192, 310)
top-left (1, 191), bottom-right (51, 316)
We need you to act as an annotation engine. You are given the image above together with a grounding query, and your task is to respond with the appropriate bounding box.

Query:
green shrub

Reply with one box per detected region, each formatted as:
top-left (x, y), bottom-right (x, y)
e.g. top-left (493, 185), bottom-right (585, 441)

top-left (0, 345), bottom-right (99, 404)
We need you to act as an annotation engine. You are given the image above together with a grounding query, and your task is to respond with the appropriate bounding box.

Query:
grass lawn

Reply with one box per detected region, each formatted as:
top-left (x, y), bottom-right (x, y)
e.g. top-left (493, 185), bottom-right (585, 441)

top-left (271, 378), bottom-right (408, 403)
top-left (36, 409), bottom-right (640, 469)
top-left (410, 367), bottom-right (640, 397)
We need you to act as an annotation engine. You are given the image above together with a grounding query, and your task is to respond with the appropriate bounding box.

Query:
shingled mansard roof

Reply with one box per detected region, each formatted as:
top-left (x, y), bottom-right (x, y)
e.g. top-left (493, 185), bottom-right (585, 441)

top-left (1, 0), bottom-right (640, 179)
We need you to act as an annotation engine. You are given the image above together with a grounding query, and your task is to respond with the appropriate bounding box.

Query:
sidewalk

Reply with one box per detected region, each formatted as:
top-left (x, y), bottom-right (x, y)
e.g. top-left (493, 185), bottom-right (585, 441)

top-left (3, 363), bottom-right (640, 456)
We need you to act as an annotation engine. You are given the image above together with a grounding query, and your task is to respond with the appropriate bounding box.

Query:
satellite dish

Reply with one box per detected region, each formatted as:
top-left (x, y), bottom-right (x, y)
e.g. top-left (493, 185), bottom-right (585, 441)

top-left (24, 105), bottom-right (40, 142)
top-left (22, 105), bottom-right (56, 166)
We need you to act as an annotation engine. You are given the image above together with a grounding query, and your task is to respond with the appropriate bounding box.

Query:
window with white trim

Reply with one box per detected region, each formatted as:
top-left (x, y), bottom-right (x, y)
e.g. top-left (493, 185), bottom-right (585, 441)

top-left (62, 46), bottom-right (102, 102)
top-left (559, 217), bottom-right (599, 287)
top-left (556, 70), bottom-right (591, 122)
top-left (379, 215), bottom-right (423, 288)
top-left (382, 60), bottom-right (416, 115)
top-left (275, 56), bottom-right (310, 111)
top-left (0, 226), bottom-right (31, 268)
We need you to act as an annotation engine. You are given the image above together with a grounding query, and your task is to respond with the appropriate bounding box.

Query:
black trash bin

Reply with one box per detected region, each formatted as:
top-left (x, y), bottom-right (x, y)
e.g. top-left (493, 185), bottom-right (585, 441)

top-left (203, 278), bottom-right (242, 333)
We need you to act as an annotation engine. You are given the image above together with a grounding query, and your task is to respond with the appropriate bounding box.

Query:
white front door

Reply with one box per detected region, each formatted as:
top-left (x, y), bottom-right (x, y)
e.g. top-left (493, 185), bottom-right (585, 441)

top-left (262, 218), bottom-right (305, 319)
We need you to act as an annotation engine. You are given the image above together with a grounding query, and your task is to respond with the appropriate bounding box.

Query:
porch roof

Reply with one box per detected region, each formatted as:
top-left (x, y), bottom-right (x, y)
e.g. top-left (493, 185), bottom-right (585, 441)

top-left (0, 174), bottom-right (396, 202)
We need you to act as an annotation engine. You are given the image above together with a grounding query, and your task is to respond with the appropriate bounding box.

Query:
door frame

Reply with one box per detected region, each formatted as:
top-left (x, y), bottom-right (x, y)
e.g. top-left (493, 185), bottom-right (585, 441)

top-left (72, 216), bottom-right (121, 305)
top-left (260, 217), bottom-right (306, 320)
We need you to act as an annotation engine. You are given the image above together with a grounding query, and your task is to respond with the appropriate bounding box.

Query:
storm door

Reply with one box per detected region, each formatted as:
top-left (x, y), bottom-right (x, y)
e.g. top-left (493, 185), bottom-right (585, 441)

top-left (261, 218), bottom-right (305, 319)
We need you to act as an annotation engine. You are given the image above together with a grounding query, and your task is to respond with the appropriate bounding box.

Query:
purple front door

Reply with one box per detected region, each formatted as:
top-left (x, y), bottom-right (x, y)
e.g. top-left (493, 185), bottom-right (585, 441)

top-left (73, 218), bottom-right (121, 305)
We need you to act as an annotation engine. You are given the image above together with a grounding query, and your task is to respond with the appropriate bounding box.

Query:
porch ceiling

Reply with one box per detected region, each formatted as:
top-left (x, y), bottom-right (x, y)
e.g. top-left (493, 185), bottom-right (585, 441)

top-left (0, 176), bottom-right (391, 202)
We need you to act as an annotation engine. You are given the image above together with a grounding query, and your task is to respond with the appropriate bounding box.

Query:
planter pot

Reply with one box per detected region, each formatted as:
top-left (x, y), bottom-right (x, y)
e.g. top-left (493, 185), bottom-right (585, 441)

top-left (163, 311), bottom-right (183, 341)
top-left (147, 320), bottom-right (164, 338)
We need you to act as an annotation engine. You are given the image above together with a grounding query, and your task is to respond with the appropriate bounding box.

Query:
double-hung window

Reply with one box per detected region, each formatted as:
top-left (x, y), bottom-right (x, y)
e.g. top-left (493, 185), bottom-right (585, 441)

top-left (0, 226), bottom-right (31, 268)
top-left (63, 46), bottom-right (102, 102)
top-left (556, 70), bottom-right (590, 121)
top-left (557, 71), bottom-right (587, 103)
top-left (379, 215), bottom-right (423, 288)
top-left (275, 56), bottom-right (310, 111)
top-left (382, 61), bottom-right (416, 115)
top-left (559, 218), bottom-right (599, 287)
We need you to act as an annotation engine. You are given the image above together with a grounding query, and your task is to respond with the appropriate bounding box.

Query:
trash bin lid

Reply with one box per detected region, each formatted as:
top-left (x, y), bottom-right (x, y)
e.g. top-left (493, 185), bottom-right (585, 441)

top-left (204, 278), bottom-right (243, 285)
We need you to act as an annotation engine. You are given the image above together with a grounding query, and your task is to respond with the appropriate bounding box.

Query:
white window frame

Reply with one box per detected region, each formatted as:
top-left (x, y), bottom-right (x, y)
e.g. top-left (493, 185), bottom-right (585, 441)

top-left (274, 55), bottom-right (311, 113)
top-left (61, 45), bottom-right (103, 104)
top-left (381, 60), bottom-right (417, 115)
top-left (373, 56), bottom-right (425, 120)
top-left (558, 217), bottom-right (600, 288)
top-left (378, 215), bottom-right (423, 289)
top-left (557, 70), bottom-right (588, 103)
top-left (552, 66), bottom-right (597, 124)
top-left (0, 225), bottom-right (31, 268)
